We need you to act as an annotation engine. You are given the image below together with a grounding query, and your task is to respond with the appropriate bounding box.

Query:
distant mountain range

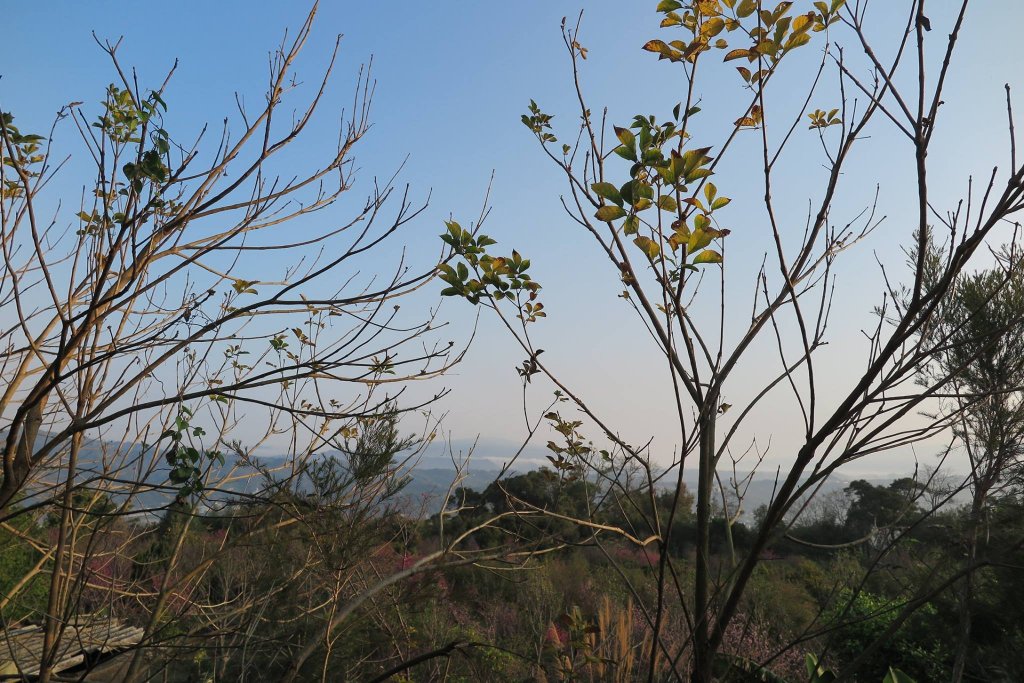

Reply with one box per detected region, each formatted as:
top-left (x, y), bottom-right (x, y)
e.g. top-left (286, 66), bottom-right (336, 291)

top-left (10, 430), bottom-right (941, 521)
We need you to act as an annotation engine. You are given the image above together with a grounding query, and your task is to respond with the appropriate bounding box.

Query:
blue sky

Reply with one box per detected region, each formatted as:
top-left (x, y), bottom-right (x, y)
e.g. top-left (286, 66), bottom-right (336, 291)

top-left (3, 1), bottom-right (1022, 477)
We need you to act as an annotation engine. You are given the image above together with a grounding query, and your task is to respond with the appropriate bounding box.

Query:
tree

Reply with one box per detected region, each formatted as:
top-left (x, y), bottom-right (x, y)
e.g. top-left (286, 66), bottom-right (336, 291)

top-left (0, 5), bottom-right (476, 680)
top-left (918, 245), bottom-right (1024, 681)
top-left (441, 1), bottom-right (1024, 680)
top-left (843, 479), bottom-right (924, 540)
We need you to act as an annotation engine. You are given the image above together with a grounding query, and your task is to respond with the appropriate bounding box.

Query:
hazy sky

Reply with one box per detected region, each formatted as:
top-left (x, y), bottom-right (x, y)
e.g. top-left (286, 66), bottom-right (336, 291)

top-left (3, 1), bottom-right (1023, 477)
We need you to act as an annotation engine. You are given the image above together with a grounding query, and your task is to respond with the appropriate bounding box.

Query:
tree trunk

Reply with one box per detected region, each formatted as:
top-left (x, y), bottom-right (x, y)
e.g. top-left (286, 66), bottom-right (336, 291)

top-left (37, 430), bottom-right (82, 683)
top-left (951, 497), bottom-right (982, 683)
top-left (692, 407), bottom-right (717, 683)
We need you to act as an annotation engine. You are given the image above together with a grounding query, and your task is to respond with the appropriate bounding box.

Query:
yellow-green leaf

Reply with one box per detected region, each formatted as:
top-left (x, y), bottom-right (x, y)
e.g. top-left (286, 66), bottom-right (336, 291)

top-left (614, 126), bottom-right (636, 148)
top-left (596, 205), bottom-right (627, 222)
top-left (704, 182), bottom-right (717, 203)
top-left (784, 32), bottom-right (811, 51)
top-left (777, 16), bottom-right (793, 34)
top-left (661, 12), bottom-right (683, 27)
top-left (633, 235), bottom-right (661, 259)
top-left (792, 12), bottom-right (813, 33)
top-left (591, 182), bottom-right (623, 206)
top-left (643, 40), bottom-right (674, 60)
top-left (770, 1), bottom-right (794, 23)
top-left (701, 17), bottom-right (726, 37)
top-left (692, 249), bottom-right (723, 264)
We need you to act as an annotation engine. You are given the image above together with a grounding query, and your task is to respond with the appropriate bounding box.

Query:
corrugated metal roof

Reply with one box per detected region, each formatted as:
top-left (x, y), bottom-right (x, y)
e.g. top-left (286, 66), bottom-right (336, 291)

top-left (0, 619), bottom-right (143, 680)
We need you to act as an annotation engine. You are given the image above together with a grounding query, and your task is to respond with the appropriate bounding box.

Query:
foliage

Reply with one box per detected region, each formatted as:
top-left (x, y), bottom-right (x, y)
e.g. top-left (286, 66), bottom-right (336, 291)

top-left (820, 589), bottom-right (945, 681)
top-left (5, 1), bottom-right (1024, 681)
top-left (0, 7), bottom-right (464, 681)
top-left (438, 0), bottom-right (1024, 681)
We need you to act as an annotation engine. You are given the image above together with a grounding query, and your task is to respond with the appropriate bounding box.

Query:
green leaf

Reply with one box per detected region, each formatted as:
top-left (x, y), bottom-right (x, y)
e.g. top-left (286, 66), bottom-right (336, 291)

top-left (596, 205), bottom-right (627, 222)
top-left (805, 656), bottom-right (815, 678)
top-left (642, 147), bottom-right (664, 164)
top-left (669, 150), bottom-right (686, 181)
top-left (682, 147), bottom-right (713, 175)
top-left (658, 195), bottom-right (678, 211)
top-left (657, 0), bottom-right (682, 10)
top-left (622, 216), bottom-right (640, 235)
top-left (633, 235), bottom-right (660, 259)
top-left (882, 669), bottom-right (917, 683)
top-left (774, 16), bottom-right (793, 42)
top-left (620, 181), bottom-right (635, 205)
top-left (655, 165), bottom-right (678, 185)
top-left (614, 144), bottom-right (638, 162)
top-left (591, 182), bottom-right (623, 206)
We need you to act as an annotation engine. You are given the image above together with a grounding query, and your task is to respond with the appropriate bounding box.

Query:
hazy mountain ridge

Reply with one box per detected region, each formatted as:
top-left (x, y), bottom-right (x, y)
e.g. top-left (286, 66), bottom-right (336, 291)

top-left (12, 431), bottom-right (926, 520)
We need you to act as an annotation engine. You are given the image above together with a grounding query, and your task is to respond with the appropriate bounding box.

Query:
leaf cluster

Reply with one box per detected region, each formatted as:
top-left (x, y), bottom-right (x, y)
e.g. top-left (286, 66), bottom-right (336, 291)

top-left (439, 220), bottom-right (542, 310)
